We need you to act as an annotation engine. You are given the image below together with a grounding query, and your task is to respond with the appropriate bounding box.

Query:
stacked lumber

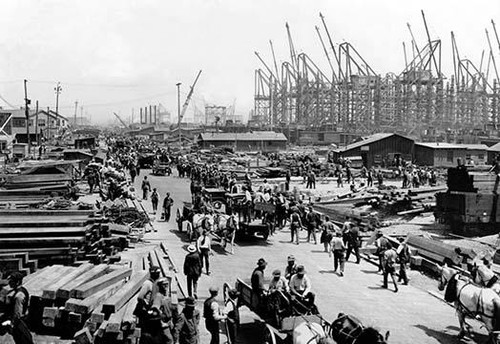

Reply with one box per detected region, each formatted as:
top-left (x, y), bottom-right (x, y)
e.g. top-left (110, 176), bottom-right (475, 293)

top-left (2, 173), bottom-right (73, 189)
top-left (74, 243), bottom-right (186, 344)
top-left (0, 209), bottom-right (134, 271)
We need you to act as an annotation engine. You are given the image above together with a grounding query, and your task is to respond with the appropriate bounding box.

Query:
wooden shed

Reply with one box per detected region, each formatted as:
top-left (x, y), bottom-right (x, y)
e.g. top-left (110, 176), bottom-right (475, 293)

top-left (414, 142), bottom-right (488, 167)
top-left (334, 133), bottom-right (414, 168)
top-left (197, 131), bottom-right (287, 152)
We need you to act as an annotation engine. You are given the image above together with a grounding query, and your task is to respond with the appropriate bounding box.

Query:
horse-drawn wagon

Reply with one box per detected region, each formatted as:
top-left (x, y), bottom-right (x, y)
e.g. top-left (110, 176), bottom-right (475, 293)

top-left (224, 279), bottom-right (389, 344)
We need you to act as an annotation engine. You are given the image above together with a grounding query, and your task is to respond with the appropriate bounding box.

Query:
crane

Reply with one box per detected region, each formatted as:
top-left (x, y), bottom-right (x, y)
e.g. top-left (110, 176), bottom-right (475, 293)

top-left (113, 112), bottom-right (128, 128)
top-left (178, 70), bottom-right (202, 126)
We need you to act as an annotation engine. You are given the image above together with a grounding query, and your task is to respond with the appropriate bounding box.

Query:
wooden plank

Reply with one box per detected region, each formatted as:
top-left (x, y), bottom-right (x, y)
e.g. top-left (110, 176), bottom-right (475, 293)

top-left (154, 248), bottom-right (172, 277)
top-left (72, 268), bottom-right (132, 299)
top-left (66, 279), bottom-right (126, 314)
top-left (148, 250), bottom-right (160, 269)
top-left (26, 265), bottom-right (74, 297)
top-left (42, 306), bottom-right (60, 328)
top-left (73, 327), bottom-right (92, 344)
top-left (121, 293), bottom-right (139, 332)
top-left (106, 305), bottom-right (128, 333)
top-left (42, 263), bottom-right (94, 300)
top-left (96, 320), bottom-right (108, 338)
top-left (63, 264), bottom-right (110, 299)
top-left (142, 255), bottom-right (150, 271)
top-left (101, 270), bottom-right (148, 315)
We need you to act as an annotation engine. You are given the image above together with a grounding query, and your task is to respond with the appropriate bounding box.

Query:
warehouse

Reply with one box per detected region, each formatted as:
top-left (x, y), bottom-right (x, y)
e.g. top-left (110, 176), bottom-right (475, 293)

top-left (197, 131), bottom-right (287, 152)
top-left (414, 142), bottom-right (488, 167)
top-left (333, 133), bottom-right (414, 168)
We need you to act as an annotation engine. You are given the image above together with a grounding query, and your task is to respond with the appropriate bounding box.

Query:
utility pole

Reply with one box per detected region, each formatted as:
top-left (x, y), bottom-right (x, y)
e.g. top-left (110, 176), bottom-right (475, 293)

top-left (46, 107), bottom-right (50, 143)
top-left (74, 101), bottom-right (78, 126)
top-left (80, 106), bottom-right (84, 124)
top-left (176, 82), bottom-right (182, 145)
top-left (54, 82), bottom-right (62, 115)
top-left (24, 79), bottom-right (31, 156)
top-left (35, 100), bottom-right (39, 146)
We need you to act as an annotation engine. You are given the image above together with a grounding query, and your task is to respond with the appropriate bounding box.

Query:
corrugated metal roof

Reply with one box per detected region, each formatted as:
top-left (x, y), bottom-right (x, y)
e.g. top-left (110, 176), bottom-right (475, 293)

top-left (488, 142), bottom-right (500, 152)
top-left (338, 133), bottom-right (405, 152)
top-left (415, 142), bottom-right (465, 149)
top-left (416, 142), bottom-right (488, 150)
top-left (199, 131), bottom-right (287, 142)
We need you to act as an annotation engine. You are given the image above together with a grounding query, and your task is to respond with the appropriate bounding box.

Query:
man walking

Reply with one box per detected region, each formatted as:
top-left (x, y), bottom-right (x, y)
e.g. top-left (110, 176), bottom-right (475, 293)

top-left (203, 286), bottom-right (226, 344)
top-left (382, 242), bottom-right (399, 293)
top-left (290, 209), bottom-right (302, 245)
top-left (0, 271), bottom-right (33, 344)
top-left (330, 232), bottom-right (346, 277)
top-left (151, 188), bottom-right (159, 214)
top-left (175, 297), bottom-right (199, 344)
top-left (142, 176), bottom-right (151, 200)
top-left (196, 231), bottom-right (212, 275)
top-left (251, 258), bottom-right (268, 303)
top-left (162, 192), bottom-right (174, 222)
top-left (151, 278), bottom-right (180, 344)
top-left (397, 238), bottom-right (410, 285)
top-left (345, 221), bottom-right (361, 264)
top-left (305, 206), bottom-right (319, 244)
top-left (183, 245), bottom-right (202, 299)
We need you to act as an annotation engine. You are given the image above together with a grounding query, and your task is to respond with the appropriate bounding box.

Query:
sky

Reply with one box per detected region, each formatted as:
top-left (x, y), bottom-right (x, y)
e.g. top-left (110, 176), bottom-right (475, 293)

top-left (0, 0), bottom-right (499, 125)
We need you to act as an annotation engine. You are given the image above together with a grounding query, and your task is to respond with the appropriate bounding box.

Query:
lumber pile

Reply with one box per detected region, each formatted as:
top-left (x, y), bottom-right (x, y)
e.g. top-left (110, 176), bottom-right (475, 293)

top-left (0, 209), bottom-right (131, 272)
top-left (72, 243), bottom-right (186, 344)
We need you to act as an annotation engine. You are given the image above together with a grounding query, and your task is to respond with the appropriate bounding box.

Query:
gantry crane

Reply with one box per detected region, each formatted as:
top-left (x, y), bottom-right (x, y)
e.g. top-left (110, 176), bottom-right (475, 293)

top-left (113, 112), bottom-right (129, 128)
top-left (178, 70), bottom-right (202, 126)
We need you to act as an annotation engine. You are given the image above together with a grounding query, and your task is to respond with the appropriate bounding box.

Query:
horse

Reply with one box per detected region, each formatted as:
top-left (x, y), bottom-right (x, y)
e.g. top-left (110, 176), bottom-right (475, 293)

top-left (293, 321), bottom-right (333, 344)
top-left (191, 213), bottom-right (214, 241)
top-left (438, 263), bottom-right (500, 342)
top-left (473, 261), bottom-right (500, 295)
top-left (329, 313), bottom-right (389, 344)
top-left (213, 213), bottom-right (238, 254)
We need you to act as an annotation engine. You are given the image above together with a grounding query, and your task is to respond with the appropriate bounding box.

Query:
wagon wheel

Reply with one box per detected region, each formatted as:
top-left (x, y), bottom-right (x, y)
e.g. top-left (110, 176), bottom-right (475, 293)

top-left (262, 323), bottom-right (277, 344)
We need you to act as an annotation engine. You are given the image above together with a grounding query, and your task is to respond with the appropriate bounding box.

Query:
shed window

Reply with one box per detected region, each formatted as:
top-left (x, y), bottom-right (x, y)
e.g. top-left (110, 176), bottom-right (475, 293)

top-left (447, 150), bottom-right (454, 162)
top-left (318, 133), bottom-right (325, 141)
top-left (479, 154), bottom-right (484, 160)
top-left (12, 118), bottom-right (25, 127)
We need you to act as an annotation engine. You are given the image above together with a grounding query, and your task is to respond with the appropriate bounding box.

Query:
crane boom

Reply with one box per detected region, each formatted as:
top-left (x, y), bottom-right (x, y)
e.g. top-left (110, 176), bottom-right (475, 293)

top-left (178, 70), bottom-right (202, 125)
top-left (113, 112), bottom-right (128, 128)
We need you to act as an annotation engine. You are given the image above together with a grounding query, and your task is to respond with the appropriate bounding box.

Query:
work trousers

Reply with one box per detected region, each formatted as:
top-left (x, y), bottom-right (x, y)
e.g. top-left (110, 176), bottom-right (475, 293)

top-left (152, 200), bottom-right (158, 212)
top-left (205, 319), bottom-right (220, 344)
top-left (345, 242), bottom-right (360, 263)
top-left (290, 226), bottom-right (300, 244)
top-left (333, 250), bottom-right (345, 273)
top-left (398, 262), bottom-right (409, 285)
top-left (186, 274), bottom-right (199, 298)
top-left (163, 207), bottom-right (172, 222)
top-left (306, 225), bottom-right (317, 244)
top-left (199, 248), bottom-right (210, 274)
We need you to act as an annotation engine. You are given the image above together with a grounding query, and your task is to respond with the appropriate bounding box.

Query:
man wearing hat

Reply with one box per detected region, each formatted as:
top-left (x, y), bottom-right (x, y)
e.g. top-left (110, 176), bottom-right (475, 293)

top-left (396, 237), bottom-right (410, 286)
top-left (162, 192), bottom-right (174, 222)
top-left (289, 209), bottom-right (303, 245)
top-left (251, 258), bottom-right (268, 298)
top-left (289, 265), bottom-right (316, 312)
top-left (268, 270), bottom-right (289, 294)
top-left (183, 245), bottom-right (202, 299)
top-left (141, 175), bottom-right (151, 200)
top-left (136, 265), bottom-right (161, 325)
top-left (223, 289), bottom-right (240, 344)
top-left (175, 297), bottom-right (200, 344)
top-left (151, 277), bottom-right (179, 344)
top-left (284, 255), bottom-right (298, 281)
top-left (375, 231), bottom-right (390, 273)
top-left (330, 231), bottom-right (347, 277)
top-left (0, 271), bottom-right (33, 344)
top-left (203, 286), bottom-right (226, 344)
top-left (382, 242), bottom-right (398, 293)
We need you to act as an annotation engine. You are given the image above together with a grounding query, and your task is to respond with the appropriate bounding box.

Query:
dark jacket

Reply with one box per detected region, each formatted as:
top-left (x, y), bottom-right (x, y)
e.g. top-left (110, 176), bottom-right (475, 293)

top-left (175, 309), bottom-right (200, 344)
top-left (184, 252), bottom-right (202, 277)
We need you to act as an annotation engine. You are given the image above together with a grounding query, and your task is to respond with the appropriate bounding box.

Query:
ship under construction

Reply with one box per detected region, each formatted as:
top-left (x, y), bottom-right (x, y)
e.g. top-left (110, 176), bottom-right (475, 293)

top-left (252, 11), bottom-right (500, 144)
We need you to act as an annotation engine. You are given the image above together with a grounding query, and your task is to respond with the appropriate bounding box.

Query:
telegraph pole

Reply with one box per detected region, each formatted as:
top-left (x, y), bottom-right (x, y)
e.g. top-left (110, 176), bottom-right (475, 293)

top-left (74, 101), bottom-right (78, 126)
top-left (24, 79), bottom-right (31, 155)
top-left (54, 82), bottom-right (62, 115)
top-left (35, 100), bottom-right (39, 146)
top-left (176, 82), bottom-right (182, 145)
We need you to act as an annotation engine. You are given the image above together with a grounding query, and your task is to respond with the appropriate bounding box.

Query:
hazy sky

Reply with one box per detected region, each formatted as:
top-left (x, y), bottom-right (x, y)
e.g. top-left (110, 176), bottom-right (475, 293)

top-left (0, 0), bottom-right (499, 125)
